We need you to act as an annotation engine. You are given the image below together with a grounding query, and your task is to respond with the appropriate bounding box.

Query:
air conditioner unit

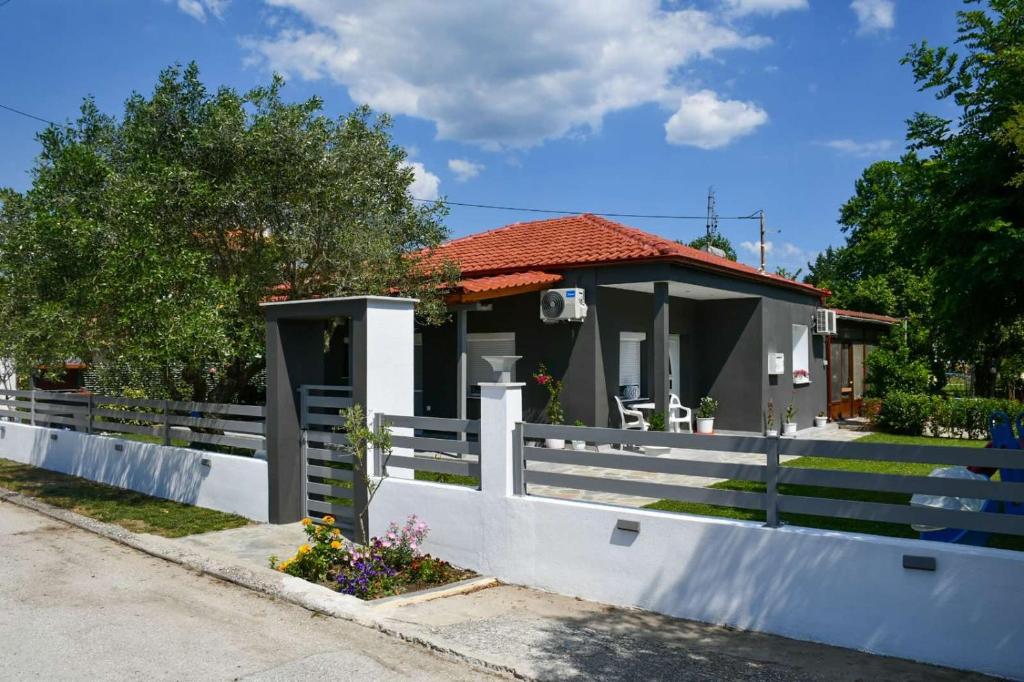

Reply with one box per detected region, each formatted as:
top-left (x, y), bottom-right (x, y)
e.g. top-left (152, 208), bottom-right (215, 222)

top-left (540, 288), bottom-right (588, 323)
top-left (815, 308), bottom-right (837, 335)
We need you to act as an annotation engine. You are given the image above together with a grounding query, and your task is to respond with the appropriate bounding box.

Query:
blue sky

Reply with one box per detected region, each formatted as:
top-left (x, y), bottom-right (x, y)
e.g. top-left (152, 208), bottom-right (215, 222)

top-left (0, 0), bottom-right (962, 273)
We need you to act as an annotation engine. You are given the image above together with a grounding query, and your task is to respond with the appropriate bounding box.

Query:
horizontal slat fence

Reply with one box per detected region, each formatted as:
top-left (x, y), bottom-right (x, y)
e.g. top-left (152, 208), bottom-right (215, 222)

top-left (376, 414), bottom-right (481, 485)
top-left (300, 385), bottom-right (360, 538)
top-left (518, 422), bottom-right (1024, 539)
top-left (0, 389), bottom-right (265, 455)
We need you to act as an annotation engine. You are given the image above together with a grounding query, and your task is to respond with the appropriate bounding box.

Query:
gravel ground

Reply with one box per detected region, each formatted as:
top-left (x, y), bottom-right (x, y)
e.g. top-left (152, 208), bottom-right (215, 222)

top-left (0, 499), bottom-right (501, 681)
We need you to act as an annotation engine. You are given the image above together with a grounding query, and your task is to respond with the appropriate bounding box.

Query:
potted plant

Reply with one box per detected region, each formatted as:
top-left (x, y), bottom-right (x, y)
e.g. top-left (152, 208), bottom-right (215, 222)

top-left (534, 363), bottom-right (565, 449)
top-left (764, 400), bottom-right (777, 437)
top-left (814, 410), bottom-right (827, 428)
top-left (571, 419), bottom-right (587, 451)
top-left (783, 402), bottom-right (798, 435)
top-left (696, 396), bottom-right (718, 434)
top-left (793, 368), bottom-right (810, 385)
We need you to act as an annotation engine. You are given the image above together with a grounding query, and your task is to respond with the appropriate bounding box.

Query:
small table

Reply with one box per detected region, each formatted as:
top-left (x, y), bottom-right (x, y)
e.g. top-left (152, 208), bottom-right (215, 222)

top-left (628, 401), bottom-right (656, 412)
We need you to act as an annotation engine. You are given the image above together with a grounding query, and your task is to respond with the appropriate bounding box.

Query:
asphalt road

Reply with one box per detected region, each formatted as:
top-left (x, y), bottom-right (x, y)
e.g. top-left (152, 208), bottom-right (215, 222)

top-left (0, 500), bottom-right (498, 681)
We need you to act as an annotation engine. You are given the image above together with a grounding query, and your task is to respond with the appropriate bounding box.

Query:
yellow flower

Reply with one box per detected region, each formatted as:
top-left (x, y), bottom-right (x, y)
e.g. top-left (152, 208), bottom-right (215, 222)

top-left (301, 517), bottom-right (312, 526)
top-left (278, 560), bottom-right (291, 571)
top-left (322, 515), bottom-right (335, 525)
top-left (330, 540), bottom-right (342, 550)
top-left (331, 528), bottom-right (341, 537)
top-left (298, 544), bottom-right (312, 555)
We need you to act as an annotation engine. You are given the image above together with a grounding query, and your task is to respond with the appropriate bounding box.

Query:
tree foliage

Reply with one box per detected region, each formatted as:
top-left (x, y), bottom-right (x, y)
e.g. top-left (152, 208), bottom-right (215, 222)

top-left (810, 1), bottom-right (1024, 395)
top-left (0, 63), bottom-right (457, 401)
top-left (687, 233), bottom-right (737, 261)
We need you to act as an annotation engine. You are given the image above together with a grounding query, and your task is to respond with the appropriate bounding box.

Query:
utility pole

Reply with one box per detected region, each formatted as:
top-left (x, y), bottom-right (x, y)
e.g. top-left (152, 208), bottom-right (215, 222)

top-left (759, 210), bottom-right (766, 273)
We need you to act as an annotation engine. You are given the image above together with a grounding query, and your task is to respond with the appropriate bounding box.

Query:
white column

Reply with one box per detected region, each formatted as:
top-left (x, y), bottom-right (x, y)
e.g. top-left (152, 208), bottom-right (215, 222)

top-left (478, 381), bottom-right (523, 498)
top-left (364, 299), bottom-right (416, 479)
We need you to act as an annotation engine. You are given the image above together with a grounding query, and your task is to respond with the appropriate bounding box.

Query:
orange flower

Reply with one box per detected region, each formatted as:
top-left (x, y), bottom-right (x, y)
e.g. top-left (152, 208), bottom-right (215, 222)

top-left (330, 540), bottom-right (342, 550)
top-left (331, 528), bottom-right (341, 537)
top-left (298, 544), bottom-right (312, 555)
top-left (301, 517), bottom-right (312, 526)
top-left (322, 515), bottom-right (336, 525)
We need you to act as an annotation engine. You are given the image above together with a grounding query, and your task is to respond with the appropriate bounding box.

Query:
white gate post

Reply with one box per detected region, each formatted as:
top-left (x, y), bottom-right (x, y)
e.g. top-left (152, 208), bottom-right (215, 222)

top-left (363, 298), bottom-right (416, 480)
top-left (479, 380), bottom-right (523, 498)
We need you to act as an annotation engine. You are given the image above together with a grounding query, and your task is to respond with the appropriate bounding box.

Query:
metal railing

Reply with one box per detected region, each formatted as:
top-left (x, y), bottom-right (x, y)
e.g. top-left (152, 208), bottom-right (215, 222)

top-left (375, 414), bottom-right (480, 485)
top-left (517, 423), bottom-right (1024, 538)
top-left (300, 385), bottom-right (360, 537)
top-left (0, 389), bottom-right (266, 454)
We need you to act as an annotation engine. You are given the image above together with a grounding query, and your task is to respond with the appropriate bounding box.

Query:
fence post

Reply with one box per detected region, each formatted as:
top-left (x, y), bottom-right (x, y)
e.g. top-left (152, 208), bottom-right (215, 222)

top-left (86, 394), bottom-right (93, 435)
top-left (373, 411), bottom-right (383, 477)
top-left (512, 421), bottom-right (525, 495)
top-left (30, 389), bottom-right (36, 426)
top-left (765, 434), bottom-right (780, 528)
top-left (162, 400), bottom-right (171, 446)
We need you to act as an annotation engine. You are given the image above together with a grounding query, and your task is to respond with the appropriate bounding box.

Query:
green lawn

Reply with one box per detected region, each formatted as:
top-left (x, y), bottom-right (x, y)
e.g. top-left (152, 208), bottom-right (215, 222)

top-left (0, 458), bottom-right (250, 537)
top-left (644, 432), bottom-right (1024, 552)
top-left (414, 470), bottom-right (479, 487)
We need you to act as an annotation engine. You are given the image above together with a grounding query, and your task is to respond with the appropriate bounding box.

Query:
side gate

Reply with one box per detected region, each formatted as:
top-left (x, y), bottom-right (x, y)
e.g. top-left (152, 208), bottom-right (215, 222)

top-left (298, 385), bottom-right (368, 541)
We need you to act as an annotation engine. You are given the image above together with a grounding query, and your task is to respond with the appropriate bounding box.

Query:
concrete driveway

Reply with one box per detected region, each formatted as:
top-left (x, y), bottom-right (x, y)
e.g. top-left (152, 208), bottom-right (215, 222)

top-left (0, 500), bottom-right (498, 681)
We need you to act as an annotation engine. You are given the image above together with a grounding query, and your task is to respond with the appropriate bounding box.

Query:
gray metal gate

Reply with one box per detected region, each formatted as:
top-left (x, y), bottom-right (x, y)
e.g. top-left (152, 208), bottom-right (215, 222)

top-left (299, 385), bottom-right (367, 540)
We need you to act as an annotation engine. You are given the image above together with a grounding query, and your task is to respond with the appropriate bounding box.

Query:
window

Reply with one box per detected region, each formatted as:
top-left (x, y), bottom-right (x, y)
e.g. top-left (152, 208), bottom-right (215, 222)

top-left (791, 324), bottom-right (810, 384)
top-left (619, 332), bottom-right (645, 389)
top-left (467, 332), bottom-right (515, 392)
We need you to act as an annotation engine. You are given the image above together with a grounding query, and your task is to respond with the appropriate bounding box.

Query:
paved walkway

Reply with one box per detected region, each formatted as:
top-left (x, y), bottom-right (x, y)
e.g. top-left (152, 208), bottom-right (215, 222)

top-left (0, 500), bottom-right (498, 681)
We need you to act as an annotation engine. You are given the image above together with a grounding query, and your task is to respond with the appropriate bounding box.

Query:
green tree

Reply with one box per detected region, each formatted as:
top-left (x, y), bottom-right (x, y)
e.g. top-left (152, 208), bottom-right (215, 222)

top-left (687, 233), bottom-right (737, 261)
top-left (0, 63), bottom-right (458, 402)
top-left (773, 266), bottom-right (802, 281)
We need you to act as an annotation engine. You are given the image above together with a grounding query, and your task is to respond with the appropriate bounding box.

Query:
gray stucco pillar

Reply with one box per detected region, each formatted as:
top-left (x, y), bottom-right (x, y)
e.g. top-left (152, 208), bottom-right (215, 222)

top-left (264, 317), bottom-right (326, 523)
top-left (456, 308), bottom-right (468, 423)
top-left (652, 281), bottom-right (670, 415)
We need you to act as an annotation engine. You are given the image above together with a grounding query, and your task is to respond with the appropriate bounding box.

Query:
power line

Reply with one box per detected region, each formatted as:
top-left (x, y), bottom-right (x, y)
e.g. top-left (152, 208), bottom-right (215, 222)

top-left (1, 101), bottom-right (765, 223)
top-left (0, 102), bottom-right (65, 128)
top-left (411, 197), bottom-right (761, 221)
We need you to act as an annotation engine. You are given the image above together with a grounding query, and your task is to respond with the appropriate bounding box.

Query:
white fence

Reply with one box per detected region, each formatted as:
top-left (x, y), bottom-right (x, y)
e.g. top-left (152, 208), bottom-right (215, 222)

top-left (0, 421), bottom-right (268, 521)
top-left (369, 382), bottom-right (1024, 680)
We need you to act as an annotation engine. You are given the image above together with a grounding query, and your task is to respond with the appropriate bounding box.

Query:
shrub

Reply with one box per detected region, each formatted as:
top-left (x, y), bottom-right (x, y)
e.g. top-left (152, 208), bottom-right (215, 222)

top-left (864, 331), bottom-right (932, 398)
top-left (697, 396), bottom-right (718, 419)
top-left (877, 391), bottom-right (932, 435)
top-left (648, 411), bottom-right (665, 431)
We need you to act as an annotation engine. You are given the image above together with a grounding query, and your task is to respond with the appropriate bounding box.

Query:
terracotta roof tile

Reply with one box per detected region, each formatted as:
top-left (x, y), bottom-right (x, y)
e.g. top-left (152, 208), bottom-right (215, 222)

top-left (424, 214), bottom-right (825, 296)
top-left (459, 271), bottom-right (563, 294)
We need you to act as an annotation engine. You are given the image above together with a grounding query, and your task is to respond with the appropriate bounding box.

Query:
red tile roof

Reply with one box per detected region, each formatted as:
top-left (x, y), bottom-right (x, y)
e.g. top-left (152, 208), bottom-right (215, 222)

top-left (458, 271), bottom-right (563, 295)
top-left (833, 308), bottom-right (901, 325)
top-left (424, 214), bottom-right (826, 297)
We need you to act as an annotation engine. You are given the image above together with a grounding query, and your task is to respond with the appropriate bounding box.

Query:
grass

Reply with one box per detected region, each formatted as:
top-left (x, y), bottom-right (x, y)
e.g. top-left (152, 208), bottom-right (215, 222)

top-left (644, 432), bottom-right (1024, 552)
top-left (0, 458), bottom-right (250, 537)
top-left (414, 470), bottom-right (479, 487)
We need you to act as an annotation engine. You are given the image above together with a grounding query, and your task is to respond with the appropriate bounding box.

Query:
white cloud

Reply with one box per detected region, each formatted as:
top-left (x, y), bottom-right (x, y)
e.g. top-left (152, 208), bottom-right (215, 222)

top-left (175, 0), bottom-right (229, 22)
top-left (740, 239), bottom-right (815, 272)
top-left (402, 161), bottom-right (440, 201)
top-left (664, 90), bottom-right (768, 149)
top-left (246, 1), bottom-right (772, 149)
top-left (823, 138), bottom-right (894, 157)
top-left (850, 0), bottom-right (895, 34)
top-left (741, 239), bottom-right (773, 255)
top-left (448, 158), bottom-right (484, 182)
top-left (722, 0), bottom-right (808, 17)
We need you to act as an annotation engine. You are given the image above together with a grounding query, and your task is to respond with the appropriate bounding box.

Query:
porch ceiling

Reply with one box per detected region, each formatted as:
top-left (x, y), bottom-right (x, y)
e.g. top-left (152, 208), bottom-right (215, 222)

top-left (601, 281), bottom-right (757, 300)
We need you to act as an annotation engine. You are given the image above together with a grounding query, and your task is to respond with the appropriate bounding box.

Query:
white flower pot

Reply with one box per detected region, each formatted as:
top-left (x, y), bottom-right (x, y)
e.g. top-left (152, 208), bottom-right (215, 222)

top-left (783, 422), bottom-right (797, 436)
top-left (765, 429), bottom-right (778, 437)
top-left (814, 416), bottom-right (827, 428)
top-left (696, 417), bottom-right (715, 434)
top-left (545, 438), bottom-right (566, 450)
top-left (572, 440), bottom-right (587, 451)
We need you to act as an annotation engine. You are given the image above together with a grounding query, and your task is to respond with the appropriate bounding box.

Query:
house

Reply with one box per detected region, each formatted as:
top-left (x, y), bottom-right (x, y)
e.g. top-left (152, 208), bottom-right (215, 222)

top-left (828, 309), bottom-right (900, 420)
top-left (415, 213), bottom-right (846, 432)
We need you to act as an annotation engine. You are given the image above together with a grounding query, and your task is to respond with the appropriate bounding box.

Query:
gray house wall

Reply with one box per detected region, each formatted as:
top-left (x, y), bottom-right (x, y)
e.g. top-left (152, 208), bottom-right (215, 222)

top-left (417, 262), bottom-right (827, 432)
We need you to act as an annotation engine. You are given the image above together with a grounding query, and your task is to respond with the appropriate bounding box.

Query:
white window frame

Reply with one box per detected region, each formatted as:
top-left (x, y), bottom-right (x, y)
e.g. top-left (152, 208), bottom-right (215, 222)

top-left (467, 332), bottom-right (516, 393)
top-left (792, 324), bottom-right (811, 385)
top-left (619, 332), bottom-right (646, 389)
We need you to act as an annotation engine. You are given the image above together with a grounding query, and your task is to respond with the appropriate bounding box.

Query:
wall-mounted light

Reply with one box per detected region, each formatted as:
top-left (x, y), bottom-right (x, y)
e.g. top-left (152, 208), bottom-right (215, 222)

top-left (200, 458), bottom-right (212, 468)
top-left (616, 519), bottom-right (640, 534)
top-left (903, 555), bottom-right (936, 572)
top-left (49, 433), bottom-right (58, 441)
top-left (114, 443), bottom-right (125, 452)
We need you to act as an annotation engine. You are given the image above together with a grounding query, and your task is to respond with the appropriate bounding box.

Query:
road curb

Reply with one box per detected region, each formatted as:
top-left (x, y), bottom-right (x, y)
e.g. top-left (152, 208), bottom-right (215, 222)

top-left (0, 488), bottom-right (525, 680)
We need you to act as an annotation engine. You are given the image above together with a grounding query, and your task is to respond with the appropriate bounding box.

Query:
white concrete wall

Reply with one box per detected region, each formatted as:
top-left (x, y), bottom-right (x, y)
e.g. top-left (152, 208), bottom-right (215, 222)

top-left (0, 421), bottom-right (268, 521)
top-left (371, 478), bottom-right (1024, 680)
top-left (365, 299), bottom-right (415, 478)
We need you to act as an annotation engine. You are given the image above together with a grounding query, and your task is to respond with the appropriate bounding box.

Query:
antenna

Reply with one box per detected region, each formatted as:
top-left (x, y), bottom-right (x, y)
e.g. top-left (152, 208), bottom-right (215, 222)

top-left (705, 187), bottom-right (719, 240)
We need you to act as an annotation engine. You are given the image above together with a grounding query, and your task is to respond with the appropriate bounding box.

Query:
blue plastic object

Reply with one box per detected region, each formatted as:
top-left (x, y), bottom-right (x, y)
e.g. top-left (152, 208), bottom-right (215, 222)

top-left (1001, 412), bottom-right (1024, 515)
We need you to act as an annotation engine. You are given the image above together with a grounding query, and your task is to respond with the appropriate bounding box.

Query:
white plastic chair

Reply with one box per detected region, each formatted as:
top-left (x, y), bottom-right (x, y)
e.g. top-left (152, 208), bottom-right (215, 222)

top-left (668, 393), bottom-right (693, 433)
top-left (614, 396), bottom-right (648, 431)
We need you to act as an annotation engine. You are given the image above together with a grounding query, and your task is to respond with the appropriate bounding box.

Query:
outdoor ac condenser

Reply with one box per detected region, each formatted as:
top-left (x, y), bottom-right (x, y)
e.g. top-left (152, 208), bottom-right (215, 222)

top-left (539, 288), bottom-right (588, 323)
top-left (814, 308), bottom-right (837, 335)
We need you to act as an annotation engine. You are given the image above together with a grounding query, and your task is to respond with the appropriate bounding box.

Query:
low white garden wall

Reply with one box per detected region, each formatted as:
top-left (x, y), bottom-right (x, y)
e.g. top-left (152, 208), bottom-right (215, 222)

top-left (0, 421), bottom-right (268, 521)
top-left (371, 477), bottom-right (1024, 679)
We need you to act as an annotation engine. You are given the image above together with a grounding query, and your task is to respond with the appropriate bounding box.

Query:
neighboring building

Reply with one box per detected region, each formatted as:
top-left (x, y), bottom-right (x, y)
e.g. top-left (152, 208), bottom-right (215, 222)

top-left (417, 214), bottom-right (836, 432)
top-left (828, 309), bottom-right (900, 420)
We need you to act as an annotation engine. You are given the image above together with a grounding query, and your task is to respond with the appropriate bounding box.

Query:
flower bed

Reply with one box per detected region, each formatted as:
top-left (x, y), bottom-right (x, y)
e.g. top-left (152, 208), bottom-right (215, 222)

top-left (271, 515), bottom-right (474, 599)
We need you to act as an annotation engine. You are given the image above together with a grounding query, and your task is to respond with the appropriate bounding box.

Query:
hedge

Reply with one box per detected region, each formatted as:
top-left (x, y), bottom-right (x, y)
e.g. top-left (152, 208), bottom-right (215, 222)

top-left (877, 392), bottom-right (1024, 439)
